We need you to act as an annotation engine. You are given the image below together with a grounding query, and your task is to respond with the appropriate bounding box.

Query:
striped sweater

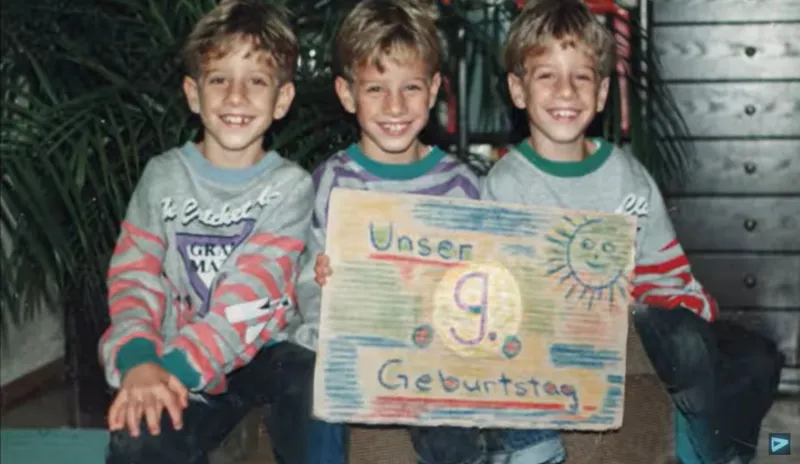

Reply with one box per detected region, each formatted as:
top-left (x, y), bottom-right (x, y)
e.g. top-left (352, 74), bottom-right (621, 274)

top-left (290, 143), bottom-right (482, 350)
top-left (482, 139), bottom-right (718, 321)
top-left (98, 142), bottom-right (314, 393)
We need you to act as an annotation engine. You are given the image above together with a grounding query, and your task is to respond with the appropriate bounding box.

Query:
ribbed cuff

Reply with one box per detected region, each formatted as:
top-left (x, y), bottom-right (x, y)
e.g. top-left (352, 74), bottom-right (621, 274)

top-left (160, 349), bottom-right (202, 390)
top-left (116, 338), bottom-right (160, 378)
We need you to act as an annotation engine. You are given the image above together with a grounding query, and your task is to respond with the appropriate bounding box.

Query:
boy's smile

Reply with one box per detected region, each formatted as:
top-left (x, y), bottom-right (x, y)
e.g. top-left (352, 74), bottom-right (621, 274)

top-left (183, 41), bottom-right (295, 168)
top-left (507, 38), bottom-right (609, 161)
top-left (335, 57), bottom-right (441, 165)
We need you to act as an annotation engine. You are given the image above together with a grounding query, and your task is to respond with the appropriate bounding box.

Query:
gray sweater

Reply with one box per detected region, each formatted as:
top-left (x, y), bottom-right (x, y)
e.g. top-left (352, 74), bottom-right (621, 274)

top-left (481, 139), bottom-right (718, 321)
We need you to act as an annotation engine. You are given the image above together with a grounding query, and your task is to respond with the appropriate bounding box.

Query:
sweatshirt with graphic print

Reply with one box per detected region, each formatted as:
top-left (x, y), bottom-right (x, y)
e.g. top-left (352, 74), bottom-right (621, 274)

top-left (481, 139), bottom-right (718, 321)
top-left (290, 143), bottom-right (482, 350)
top-left (98, 142), bottom-right (314, 393)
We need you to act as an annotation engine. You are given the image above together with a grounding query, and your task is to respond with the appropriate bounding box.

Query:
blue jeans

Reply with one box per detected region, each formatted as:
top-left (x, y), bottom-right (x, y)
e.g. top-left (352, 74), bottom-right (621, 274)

top-left (106, 342), bottom-right (315, 464)
top-left (410, 426), bottom-right (564, 464)
top-left (632, 306), bottom-right (782, 463)
top-left (307, 420), bottom-right (349, 464)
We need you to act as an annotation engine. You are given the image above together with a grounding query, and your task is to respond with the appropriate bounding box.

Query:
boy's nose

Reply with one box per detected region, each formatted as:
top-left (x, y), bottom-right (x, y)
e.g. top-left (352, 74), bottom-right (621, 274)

top-left (385, 91), bottom-right (407, 115)
top-left (225, 82), bottom-right (246, 104)
top-left (555, 77), bottom-right (577, 98)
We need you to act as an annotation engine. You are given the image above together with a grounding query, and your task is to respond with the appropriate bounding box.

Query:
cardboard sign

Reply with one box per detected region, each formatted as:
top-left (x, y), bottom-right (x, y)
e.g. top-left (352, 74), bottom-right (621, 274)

top-left (313, 188), bottom-right (636, 430)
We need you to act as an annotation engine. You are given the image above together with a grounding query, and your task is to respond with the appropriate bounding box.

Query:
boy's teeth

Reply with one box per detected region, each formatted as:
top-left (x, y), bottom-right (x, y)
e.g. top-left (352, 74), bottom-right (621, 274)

top-left (381, 123), bottom-right (408, 134)
top-left (551, 110), bottom-right (578, 118)
top-left (222, 115), bottom-right (251, 125)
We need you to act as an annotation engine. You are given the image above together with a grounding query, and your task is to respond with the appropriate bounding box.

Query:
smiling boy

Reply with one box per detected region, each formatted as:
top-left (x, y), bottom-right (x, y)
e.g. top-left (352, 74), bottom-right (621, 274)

top-left (99, 2), bottom-right (316, 463)
top-left (482, 1), bottom-right (781, 463)
top-left (289, 1), bottom-right (483, 462)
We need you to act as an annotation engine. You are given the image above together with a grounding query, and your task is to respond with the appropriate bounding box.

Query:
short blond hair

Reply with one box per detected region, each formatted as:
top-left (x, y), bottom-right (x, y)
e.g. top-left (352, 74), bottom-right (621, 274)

top-left (335, 0), bottom-right (441, 82)
top-left (503, 0), bottom-right (614, 78)
top-left (183, 0), bottom-right (298, 83)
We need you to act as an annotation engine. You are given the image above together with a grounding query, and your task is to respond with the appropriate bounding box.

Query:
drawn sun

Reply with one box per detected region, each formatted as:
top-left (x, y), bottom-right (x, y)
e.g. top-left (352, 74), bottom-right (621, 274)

top-left (545, 216), bottom-right (632, 310)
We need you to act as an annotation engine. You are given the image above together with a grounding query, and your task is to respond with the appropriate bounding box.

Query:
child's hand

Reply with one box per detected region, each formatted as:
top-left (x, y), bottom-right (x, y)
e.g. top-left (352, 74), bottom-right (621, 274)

top-left (315, 253), bottom-right (333, 286)
top-left (108, 362), bottom-right (189, 437)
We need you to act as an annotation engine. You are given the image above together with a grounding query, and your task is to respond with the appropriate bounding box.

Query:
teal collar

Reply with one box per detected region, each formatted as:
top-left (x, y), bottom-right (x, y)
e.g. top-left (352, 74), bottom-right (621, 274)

top-left (516, 138), bottom-right (612, 177)
top-left (345, 143), bottom-right (445, 180)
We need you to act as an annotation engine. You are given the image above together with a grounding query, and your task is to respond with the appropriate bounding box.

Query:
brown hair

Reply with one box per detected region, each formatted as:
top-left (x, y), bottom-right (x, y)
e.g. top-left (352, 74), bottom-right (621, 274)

top-left (183, 0), bottom-right (298, 83)
top-left (335, 0), bottom-right (440, 82)
top-left (503, 0), bottom-right (615, 78)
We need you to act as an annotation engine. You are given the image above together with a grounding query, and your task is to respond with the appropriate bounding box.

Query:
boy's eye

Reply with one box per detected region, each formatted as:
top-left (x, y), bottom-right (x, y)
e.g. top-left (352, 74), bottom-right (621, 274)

top-left (365, 85), bottom-right (383, 93)
top-left (575, 73), bottom-right (594, 82)
top-left (208, 76), bottom-right (226, 84)
top-left (250, 77), bottom-right (269, 86)
top-left (405, 84), bottom-right (423, 91)
top-left (535, 72), bottom-right (554, 80)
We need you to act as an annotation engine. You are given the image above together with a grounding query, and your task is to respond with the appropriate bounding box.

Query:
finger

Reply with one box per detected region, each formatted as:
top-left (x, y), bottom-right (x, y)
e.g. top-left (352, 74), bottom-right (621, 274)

top-left (157, 389), bottom-right (184, 430)
top-left (108, 394), bottom-right (127, 431)
top-left (143, 395), bottom-right (161, 436)
top-left (167, 376), bottom-right (189, 408)
top-left (126, 399), bottom-right (143, 437)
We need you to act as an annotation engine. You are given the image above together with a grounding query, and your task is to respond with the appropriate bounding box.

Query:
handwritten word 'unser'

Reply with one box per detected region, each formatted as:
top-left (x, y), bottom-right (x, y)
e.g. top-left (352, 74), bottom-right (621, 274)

top-left (377, 358), bottom-right (579, 412)
top-left (369, 222), bottom-right (474, 261)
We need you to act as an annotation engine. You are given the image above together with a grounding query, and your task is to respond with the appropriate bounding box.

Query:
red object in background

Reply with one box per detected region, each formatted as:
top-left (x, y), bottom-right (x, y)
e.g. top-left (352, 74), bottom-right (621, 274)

top-left (512, 0), bottom-right (632, 135)
top-left (442, 76), bottom-right (457, 134)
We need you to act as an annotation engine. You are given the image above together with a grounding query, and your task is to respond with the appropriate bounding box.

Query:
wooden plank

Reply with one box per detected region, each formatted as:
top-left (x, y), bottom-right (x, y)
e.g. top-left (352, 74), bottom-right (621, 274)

top-left (668, 197), bottom-right (800, 252)
top-left (664, 82), bottom-right (800, 137)
top-left (662, 140), bottom-right (800, 195)
top-left (653, 0), bottom-right (800, 23)
top-left (776, 367), bottom-right (799, 394)
top-left (654, 24), bottom-right (800, 80)
top-left (720, 308), bottom-right (800, 366)
top-left (688, 254), bottom-right (800, 308)
top-left (0, 359), bottom-right (64, 413)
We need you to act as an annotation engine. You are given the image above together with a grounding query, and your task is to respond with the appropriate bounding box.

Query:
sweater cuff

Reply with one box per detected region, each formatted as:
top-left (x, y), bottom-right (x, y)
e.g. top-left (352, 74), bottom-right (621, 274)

top-left (116, 338), bottom-right (160, 378)
top-left (160, 349), bottom-right (202, 390)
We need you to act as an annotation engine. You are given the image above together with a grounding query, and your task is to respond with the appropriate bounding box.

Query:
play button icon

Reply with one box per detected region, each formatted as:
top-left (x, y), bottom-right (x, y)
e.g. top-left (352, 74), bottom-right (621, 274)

top-left (769, 433), bottom-right (791, 455)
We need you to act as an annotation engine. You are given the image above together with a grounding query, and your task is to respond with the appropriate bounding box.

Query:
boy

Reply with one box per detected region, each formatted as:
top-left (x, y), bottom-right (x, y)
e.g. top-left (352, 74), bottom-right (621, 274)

top-left (482, 1), bottom-right (782, 463)
top-left (290, 1), bottom-right (488, 462)
top-left (98, 1), bottom-right (316, 463)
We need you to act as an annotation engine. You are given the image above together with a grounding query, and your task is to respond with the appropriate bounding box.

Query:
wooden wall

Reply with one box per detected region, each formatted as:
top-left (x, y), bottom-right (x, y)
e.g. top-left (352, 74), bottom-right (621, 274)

top-left (651, 0), bottom-right (800, 393)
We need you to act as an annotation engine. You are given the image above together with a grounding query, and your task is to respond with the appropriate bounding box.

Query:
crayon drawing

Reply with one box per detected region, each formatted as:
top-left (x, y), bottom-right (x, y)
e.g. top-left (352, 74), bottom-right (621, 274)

top-left (314, 188), bottom-right (637, 430)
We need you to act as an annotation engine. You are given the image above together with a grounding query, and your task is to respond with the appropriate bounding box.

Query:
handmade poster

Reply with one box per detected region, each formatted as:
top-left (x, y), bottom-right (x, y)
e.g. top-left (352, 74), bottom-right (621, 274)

top-left (313, 188), bottom-right (637, 430)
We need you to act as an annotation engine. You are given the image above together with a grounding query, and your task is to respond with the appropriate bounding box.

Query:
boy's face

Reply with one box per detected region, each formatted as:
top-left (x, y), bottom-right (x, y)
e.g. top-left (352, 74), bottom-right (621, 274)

top-left (183, 42), bottom-right (295, 166)
top-left (507, 38), bottom-right (609, 154)
top-left (335, 56), bottom-right (441, 164)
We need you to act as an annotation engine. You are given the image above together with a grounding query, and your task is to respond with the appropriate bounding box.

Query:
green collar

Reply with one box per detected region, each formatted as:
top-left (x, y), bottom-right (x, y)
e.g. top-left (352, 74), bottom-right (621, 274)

top-left (345, 143), bottom-right (445, 180)
top-left (516, 138), bottom-right (612, 177)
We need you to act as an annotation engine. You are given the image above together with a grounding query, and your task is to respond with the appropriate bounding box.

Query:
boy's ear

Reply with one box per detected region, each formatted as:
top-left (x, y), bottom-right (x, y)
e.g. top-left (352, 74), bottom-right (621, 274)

top-left (427, 72), bottom-right (442, 109)
top-left (272, 82), bottom-right (296, 120)
top-left (596, 76), bottom-right (611, 113)
top-left (335, 76), bottom-right (357, 114)
top-left (506, 73), bottom-right (527, 110)
top-left (183, 76), bottom-right (201, 114)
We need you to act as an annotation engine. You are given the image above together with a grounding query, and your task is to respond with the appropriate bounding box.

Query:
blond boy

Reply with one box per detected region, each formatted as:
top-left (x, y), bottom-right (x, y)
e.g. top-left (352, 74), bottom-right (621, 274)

top-left (484, 2), bottom-right (780, 463)
top-left (100, 2), bottom-right (316, 462)
top-left (291, 1), bottom-right (484, 462)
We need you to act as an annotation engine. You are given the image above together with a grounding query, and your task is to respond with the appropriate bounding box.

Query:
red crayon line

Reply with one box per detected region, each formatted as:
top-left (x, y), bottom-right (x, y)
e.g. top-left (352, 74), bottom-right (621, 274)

top-left (374, 396), bottom-right (565, 410)
top-left (369, 253), bottom-right (463, 268)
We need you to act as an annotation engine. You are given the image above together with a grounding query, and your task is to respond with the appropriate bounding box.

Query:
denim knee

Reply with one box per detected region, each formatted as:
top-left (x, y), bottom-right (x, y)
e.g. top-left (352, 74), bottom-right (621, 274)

top-left (410, 426), bottom-right (484, 464)
top-left (106, 426), bottom-right (207, 464)
top-left (633, 306), bottom-right (716, 386)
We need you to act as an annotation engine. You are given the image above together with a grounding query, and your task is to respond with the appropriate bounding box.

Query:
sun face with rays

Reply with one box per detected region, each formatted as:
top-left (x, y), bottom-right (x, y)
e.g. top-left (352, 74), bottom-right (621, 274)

top-left (545, 216), bottom-right (632, 310)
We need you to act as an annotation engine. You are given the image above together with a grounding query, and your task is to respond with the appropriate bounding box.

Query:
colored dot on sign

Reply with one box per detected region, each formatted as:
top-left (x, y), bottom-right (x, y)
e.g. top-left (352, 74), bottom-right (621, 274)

top-left (488, 332), bottom-right (497, 341)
